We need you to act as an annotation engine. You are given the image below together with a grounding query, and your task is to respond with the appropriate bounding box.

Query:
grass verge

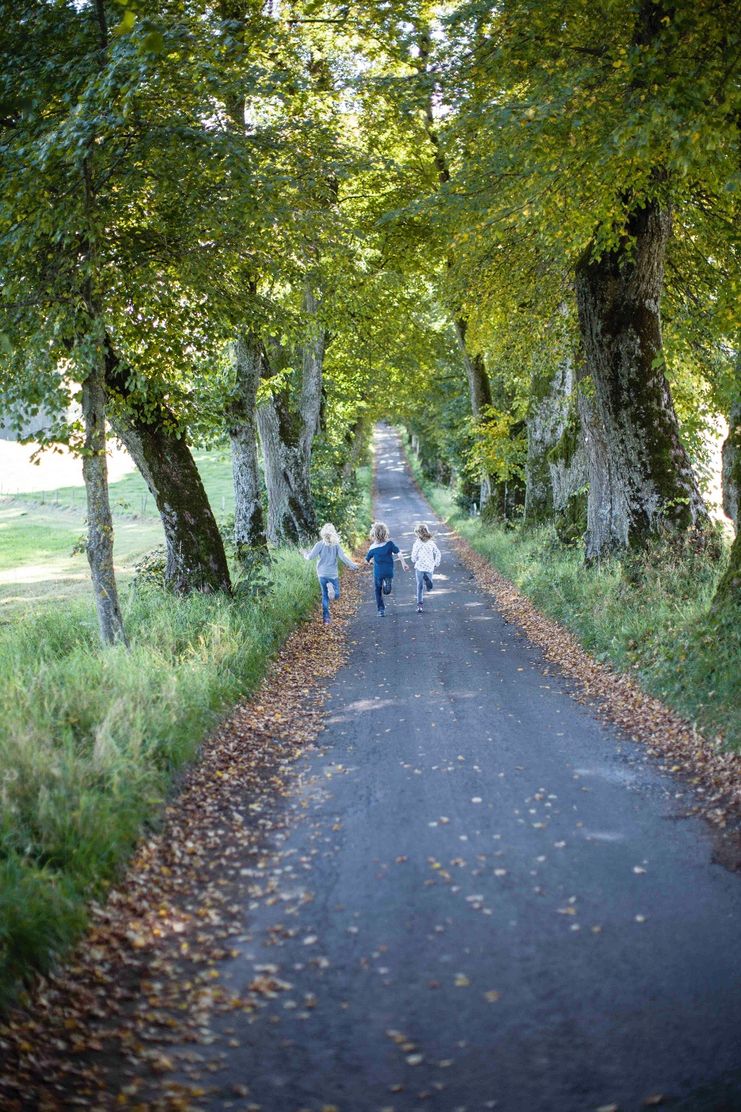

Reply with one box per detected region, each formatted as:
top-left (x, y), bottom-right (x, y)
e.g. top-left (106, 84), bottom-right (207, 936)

top-left (0, 550), bottom-right (320, 1010)
top-left (408, 458), bottom-right (739, 752)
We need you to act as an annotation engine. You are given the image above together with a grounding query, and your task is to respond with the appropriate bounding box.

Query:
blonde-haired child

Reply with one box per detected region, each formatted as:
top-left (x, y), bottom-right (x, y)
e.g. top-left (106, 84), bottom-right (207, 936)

top-left (365, 521), bottom-right (409, 616)
top-left (304, 523), bottom-right (358, 625)
top-left (410, 522), bottom-right (441, 613)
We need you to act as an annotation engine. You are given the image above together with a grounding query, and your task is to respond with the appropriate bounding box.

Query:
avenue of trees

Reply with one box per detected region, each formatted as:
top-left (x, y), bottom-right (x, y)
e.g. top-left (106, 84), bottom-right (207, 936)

top-left (1, 0), bottom-right (738, 646)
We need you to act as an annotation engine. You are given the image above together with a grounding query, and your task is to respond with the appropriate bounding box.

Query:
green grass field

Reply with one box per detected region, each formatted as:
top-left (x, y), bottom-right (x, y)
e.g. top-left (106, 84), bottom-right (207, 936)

top-left (0, 450), bottom-right (235, 615)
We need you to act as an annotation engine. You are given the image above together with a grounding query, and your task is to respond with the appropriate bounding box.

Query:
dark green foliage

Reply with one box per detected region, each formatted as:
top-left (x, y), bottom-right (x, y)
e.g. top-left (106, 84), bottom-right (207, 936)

top-left (310, 440), bottom-right (371, 545)
top-left (232, 549), bottom-right (274, 601)
top-left (132, 547), bottom-right (168, 591)
top-left (554, 490), bottom-right (588, 547)
top-left (0, 861), bottom-right (86, 1012)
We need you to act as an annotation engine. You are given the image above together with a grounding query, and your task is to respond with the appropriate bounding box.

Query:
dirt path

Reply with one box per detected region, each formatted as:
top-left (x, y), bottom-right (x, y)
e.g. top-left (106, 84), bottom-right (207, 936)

top-left (2, 427), bottom-right (740, 1112)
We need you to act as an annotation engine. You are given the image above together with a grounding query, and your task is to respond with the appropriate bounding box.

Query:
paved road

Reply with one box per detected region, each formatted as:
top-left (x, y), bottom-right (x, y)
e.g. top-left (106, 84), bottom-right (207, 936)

top-left (189, 427), bottom-right (741, 1112)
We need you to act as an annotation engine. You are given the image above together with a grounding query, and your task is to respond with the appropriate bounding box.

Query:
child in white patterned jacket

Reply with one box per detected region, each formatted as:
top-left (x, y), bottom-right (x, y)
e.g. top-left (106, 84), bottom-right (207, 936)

top-left (410, 523), bottom-right (441, 613)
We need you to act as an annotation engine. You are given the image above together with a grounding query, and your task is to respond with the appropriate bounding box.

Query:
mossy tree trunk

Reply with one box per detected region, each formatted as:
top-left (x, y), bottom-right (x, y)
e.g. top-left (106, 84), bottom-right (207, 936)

top-left (341, 414), bottom-right (370, 482)
top-left (81, 358), bottom-right (128, 647)
top-left (525, 353), bottom-right (587, 532)
top-left (714, 401), bottom-right (740, 609)
top-left (453, 312), bottom-right (495, 512)
top-left (257, 285), bottom-right (324, 545)
top-left (228, 332), bottom-right (268, 561)
top-left (105, 348), bottom-right (231, 595)
top-left (217, 10), bottom-right (269, 564)
top-left (574, 199), bottom-right (710, 560)
top-left (79, 100), bottom-right (127, 646)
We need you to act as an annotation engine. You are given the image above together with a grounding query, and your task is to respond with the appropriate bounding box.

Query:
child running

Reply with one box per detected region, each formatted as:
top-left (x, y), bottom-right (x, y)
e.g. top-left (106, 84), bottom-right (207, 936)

top-left (365, 521), bottom-right (409, 617)
top-left (304, 523), bottom-right (359, 625)
top-left (410, 522), bottom-right (441, 613)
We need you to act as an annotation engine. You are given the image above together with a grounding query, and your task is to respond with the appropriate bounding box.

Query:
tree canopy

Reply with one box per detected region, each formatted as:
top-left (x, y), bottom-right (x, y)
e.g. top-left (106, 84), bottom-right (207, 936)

top-left (1, 0), bottom-right (738, 638)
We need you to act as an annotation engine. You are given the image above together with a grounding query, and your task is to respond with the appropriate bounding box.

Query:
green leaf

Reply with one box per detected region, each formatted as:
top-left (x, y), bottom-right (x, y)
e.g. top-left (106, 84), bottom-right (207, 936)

top-left (115, 10), bottom-right (136, 35)
top-left (141, 30), bottom-right (165, 54)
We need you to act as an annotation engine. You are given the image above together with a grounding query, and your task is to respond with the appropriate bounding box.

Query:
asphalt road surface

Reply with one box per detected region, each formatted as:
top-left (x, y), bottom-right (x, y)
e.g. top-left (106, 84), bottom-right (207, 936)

top-left (186, 426), bottom-right (741, 1112)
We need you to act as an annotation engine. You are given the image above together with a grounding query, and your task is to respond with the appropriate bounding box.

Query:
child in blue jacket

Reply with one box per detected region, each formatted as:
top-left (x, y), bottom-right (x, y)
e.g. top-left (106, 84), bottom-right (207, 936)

top-left (365, 521), bottom-right (409, 616)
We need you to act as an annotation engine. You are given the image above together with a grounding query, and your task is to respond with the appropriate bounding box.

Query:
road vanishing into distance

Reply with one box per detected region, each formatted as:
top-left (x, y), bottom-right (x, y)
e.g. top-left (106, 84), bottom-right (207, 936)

top-left (173, 426), bottom-right (740, 1112)
top-left (7, 426), bottom-right (739, 1112)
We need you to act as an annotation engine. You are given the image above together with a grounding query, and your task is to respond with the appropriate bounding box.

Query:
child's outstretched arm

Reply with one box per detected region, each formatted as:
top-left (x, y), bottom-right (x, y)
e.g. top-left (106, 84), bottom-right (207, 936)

top-left (304, 542), bottom-right (322, 560)
top-left (339, 546), bottom-right (360, 570)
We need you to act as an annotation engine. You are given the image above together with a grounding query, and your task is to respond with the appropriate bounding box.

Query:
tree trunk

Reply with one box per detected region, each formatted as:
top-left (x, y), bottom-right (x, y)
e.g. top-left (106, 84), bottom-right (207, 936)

top-left (341, 415), bottom-right (370, 482)
top-left (714, 529), bottom-right (741, 609)
top-left (453, 317), bottom-right (494, 507)
top-left (228, 332), bottom-right (268, 560)
top-left (257, 286), bottom-right (324, 545)
top-left (81, 363), bottom-right (128, 647)
top-left (525, 355), bottom-right (586, 525)
top-left (217, 10), bottom-right (270, 562)
top-left (454, 317), bottom-right (492, 415)
top-left (105, 351), bottom-right (231, 595)
top-left (721, 401), bottom-right (740, 526)
top-left (576, 367), bottom-right (630, 560)
top-left (714, 401), bottom-right (740, 609)
top-left (574, 199), bottom-right (710, 558)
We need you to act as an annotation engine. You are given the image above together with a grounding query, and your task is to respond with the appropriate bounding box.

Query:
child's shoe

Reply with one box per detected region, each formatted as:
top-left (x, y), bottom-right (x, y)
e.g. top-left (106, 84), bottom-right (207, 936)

top-left (423, 572), bottom-right (433, 591)
top-left (377, 608), bottom-right (385, 617)
top-left (323, 615), bottom-right (331, 625)
top-left (381, 576), bottom-right (393, 595)
top-left (416, 604), bottom-right (423, 613)
top-left (327, 582), bottom-right (336, 600)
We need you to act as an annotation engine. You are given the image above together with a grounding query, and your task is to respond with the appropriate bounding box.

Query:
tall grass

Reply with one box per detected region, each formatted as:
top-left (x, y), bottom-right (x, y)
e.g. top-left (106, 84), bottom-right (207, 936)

top-left (0, 551), bottom-right (316, 1008)
top-left (421, 480), bottom-right (739, 750)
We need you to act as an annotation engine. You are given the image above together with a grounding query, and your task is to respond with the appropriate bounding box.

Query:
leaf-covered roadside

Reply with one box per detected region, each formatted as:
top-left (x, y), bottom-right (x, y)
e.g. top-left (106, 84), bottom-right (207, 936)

top-left (0, 565), bottom-right (364, 1109)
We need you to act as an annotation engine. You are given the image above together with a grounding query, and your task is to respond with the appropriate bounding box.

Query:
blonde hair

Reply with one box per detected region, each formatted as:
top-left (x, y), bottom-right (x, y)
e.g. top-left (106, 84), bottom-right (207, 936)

top-left (369, 521), bottom-right (389, 543)
top-left (414, 522), bottom-right (433, 541)
top-left (320, 522), bottom-right (341, 545)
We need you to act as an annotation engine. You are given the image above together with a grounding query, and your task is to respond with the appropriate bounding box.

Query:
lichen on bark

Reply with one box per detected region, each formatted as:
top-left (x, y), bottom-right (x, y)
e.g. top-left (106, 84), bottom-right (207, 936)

top-left (575, 198), bottom-right (711, 560)
top-left (227, 332), bottom-right (268, 562)
top-left (81, 362), bottom-right (128, 647)
top-left (525, 353), bottom-right (587, 537)
top-left (714, 401), bottom-right (741, 609)
top-left (256, 285), bottom-right (324, 546)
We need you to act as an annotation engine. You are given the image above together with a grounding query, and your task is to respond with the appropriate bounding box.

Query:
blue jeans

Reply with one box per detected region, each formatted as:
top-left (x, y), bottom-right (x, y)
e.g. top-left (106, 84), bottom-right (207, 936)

top-left (415, 569), bottom-right (426, 605)
top-left (374, 575), bottom-right (391, 612)
top-left (319, 576), bottom-right (339, 619)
